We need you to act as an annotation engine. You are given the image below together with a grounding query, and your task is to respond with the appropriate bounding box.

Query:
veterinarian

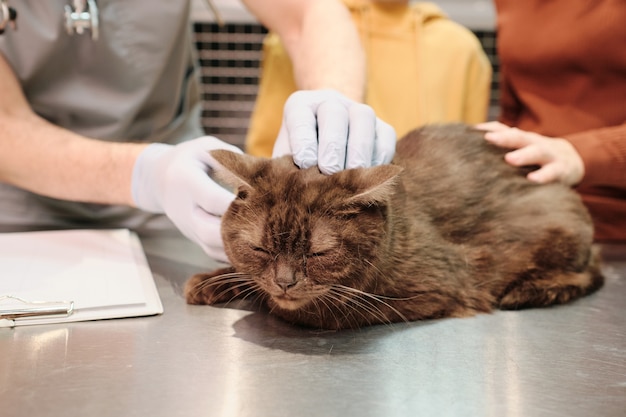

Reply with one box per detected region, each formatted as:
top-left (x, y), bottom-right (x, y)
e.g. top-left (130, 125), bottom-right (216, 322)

top-left (477, 0), bottom-right (625, 243)
top-left (0, 0), bottom-right (395, 262)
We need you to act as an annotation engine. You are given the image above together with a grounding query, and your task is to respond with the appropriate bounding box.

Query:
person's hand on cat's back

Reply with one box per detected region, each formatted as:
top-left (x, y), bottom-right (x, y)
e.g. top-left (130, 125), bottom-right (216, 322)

top-left (478, 121), bottom-right (585, 186)
top-left (131, 137), bottom-right (243, 263)
top-left (272, 89), bottom-right (397, 175)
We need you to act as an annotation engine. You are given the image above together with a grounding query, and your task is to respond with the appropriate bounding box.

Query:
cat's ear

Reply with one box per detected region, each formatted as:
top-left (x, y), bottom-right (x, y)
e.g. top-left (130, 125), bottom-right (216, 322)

top-left (343, 164), bottom-right (403, 206)
top-left (209, 149), bottom-right (266, 191)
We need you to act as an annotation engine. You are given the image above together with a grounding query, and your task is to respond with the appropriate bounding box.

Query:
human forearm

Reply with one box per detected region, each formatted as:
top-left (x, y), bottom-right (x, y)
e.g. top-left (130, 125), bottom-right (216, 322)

top-left (0, 111), bottom-right (146, 206)
top-left (0, 53), bottom-right (144, 205)
top-left (244, 0), bottom-right (366, 101)
top-left (290, 0), bottom-right (365, 101)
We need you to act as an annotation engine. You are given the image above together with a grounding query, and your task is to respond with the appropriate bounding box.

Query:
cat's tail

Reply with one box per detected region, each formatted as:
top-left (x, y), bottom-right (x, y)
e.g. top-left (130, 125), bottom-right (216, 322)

top-left (497, 247), bottom-right (604, 310)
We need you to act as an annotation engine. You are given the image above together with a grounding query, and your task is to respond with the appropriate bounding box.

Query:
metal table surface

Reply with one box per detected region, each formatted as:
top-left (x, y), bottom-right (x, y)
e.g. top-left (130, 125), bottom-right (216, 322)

top-left (1, 235), bottom-right (625, 417)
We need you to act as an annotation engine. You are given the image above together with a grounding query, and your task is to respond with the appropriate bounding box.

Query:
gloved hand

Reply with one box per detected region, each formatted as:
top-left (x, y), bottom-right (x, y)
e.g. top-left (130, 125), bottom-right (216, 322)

top-left (272, 89), bottom-right (397, 175)
top-left (131, 136), bottom-right (243, 263)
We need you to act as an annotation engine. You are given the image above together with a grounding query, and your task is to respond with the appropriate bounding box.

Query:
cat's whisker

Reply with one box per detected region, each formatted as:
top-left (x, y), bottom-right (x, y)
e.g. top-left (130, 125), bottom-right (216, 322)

top-left (196, 279), bottom-right (251, 297)
top-left (231, 287), bottom-right (267, 308)
top-left (342, 294), bottom-right (397, 327)
top-left (192, 272), bottom-right (251, 291)
top-left (336, 280), bottom-right (431, 302)
top-left (334, 291), bottom-right (394, 328)
top-left (309, 297), bottom-right (343, 330)
top-left (331, 285), bottom-right (410, 324)
top-left (195, 277), bottom-right (251, 293)
top-left (325, 287), bottom-right (396, 327)
top-left (238, 285), bottom-right (268, 306)
top-left (323, 292), bottom-right (377, 328)
top-left (211, 280), bottom-right (256, 304)
top-left (362, 258), bottom-right (385, 279)
top-left (316, 292), bottom-right (357, 329)
top-left (190, 271), bottom-right (262, 306)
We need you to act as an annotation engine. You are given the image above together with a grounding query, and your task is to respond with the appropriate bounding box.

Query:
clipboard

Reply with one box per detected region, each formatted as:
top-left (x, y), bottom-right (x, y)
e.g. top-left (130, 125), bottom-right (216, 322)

top-left (0, 229), bottom-right (163, 328)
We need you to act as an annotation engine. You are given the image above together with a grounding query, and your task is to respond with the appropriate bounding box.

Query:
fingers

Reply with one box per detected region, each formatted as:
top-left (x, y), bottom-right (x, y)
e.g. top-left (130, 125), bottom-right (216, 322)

top-left (278, 90), bottom-right (397, 174)
top-left (282, 95), bottom-right (319, 170)
top-left (504, 146), bottom-right (562, 183)
top-left (317, 99), bottom-right (349, 174)
top-left (475, 121), bottom-right (509, 133)
top-left (191, 137), bottom-right (241, 216)
top-left (318, 101), bottom-right (397, 173)
top-left (484, 127), bottom-right (540, 150)
top-left (480, 124), bottom-right (584, 186)
top-left (190, 208), bottom-right (230, 264)
top-left (197, 135), bottom-right (243, 155)
top-left (373, 118), bottom-right (396, 165)
top-left (504, 144), bottom-right (551, 167)
top-left (134, 135), bottom-right (240, 263)
top-left (320, 101), bottom-right (396, 172)
top-left (193, 172), bottom-right (236, 216)
top-left (526, 164), bottom-right (560, 184)
top-left (177, 170), bottom-right (233, 263)
top-left (345, 103), bottom-right (375, 170)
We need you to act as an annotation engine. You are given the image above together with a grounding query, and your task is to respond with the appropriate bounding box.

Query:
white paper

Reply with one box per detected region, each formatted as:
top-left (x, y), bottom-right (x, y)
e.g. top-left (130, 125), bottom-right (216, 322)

top-left (0, 229), bottom-right (163, 327)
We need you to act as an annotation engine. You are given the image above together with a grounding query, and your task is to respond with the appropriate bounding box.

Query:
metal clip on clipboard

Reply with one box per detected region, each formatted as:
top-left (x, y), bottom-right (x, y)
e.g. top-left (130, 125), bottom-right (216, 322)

top-left (0, 295), bottom-right (74, 328)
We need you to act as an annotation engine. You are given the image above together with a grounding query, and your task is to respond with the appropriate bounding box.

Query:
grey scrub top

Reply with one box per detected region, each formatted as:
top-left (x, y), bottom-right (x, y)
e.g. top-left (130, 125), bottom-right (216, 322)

top-left (0, 0), bottom-right (204, 234)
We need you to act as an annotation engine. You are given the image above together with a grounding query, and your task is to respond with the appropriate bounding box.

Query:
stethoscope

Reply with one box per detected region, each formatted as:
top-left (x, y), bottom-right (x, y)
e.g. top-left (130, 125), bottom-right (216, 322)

top-left (0, 0), bottom-right (223, 39)
top-left (64, 0), bottom-right (99, 40)
top-left (0, 0), bottom-right (17, 34)
top-left (0, 0), bottom-right (99, 39)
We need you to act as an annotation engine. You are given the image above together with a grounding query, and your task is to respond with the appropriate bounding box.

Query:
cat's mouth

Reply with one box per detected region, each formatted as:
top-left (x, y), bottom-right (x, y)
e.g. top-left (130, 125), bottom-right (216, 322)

top-left (271, 294), bottom-right (309, 311)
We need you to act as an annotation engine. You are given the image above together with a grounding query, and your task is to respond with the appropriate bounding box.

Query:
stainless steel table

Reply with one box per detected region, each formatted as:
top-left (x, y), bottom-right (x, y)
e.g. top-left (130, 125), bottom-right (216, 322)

top-left (2, 235), bottom-right (625, 417)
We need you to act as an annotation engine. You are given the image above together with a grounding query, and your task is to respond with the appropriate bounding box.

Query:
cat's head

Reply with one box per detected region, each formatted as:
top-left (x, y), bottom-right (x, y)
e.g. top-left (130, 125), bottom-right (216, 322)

top-left (209, 150), bottom-right (402, 312)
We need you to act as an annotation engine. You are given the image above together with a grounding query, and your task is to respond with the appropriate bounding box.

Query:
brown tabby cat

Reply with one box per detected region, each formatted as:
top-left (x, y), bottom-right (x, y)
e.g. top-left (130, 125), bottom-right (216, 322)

top-left (185, 123), bottom-right (603, 330)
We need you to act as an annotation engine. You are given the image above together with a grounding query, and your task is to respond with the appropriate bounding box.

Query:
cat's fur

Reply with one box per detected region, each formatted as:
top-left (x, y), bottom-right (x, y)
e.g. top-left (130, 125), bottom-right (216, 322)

top-left (185, 123), bottom-right (604, 330)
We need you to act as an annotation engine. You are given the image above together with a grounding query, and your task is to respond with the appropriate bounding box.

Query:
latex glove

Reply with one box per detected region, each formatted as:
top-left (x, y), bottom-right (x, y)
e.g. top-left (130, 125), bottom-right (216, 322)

top-left (272, 90), bottom-right (397, 175)
top-left (131, 136), bottom-right (243, 263)
top-left (477, 121), bottom-right (584, 186)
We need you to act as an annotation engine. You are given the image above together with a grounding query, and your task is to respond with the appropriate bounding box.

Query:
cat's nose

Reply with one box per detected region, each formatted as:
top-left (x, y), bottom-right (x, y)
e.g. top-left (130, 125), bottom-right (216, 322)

top-left (275, 263), bottom-right (297, 292)
top-left (276, 277), bottom-right (297, 292)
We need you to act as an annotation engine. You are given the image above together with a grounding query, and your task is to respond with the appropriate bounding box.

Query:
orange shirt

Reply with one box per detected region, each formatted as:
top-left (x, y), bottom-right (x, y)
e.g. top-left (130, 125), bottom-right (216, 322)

top-left (495, 0), bottom-right (626, 242)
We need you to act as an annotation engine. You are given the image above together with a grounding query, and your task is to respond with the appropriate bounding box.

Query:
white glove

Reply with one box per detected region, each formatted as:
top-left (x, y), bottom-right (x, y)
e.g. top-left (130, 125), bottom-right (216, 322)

top-left (272, 89), bottom-right (397, 175)
top-left (131, 136), bottom-right (243, 263)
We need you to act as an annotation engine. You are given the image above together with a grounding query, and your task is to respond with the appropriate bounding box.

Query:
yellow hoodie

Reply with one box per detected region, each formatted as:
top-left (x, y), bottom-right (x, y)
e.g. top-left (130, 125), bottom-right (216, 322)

top-left (246, 0), bottom-right (492, 157)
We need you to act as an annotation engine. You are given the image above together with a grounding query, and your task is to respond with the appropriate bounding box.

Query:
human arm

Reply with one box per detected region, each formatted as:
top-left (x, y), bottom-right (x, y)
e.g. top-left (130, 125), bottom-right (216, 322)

top-left (242, 0), bottom-right (396, 174)
top-left (0, 53), bottom-right (143, 205)
top-left (242, 0), bottom-right (364, 101)
top-left (0, 53), bottom-right (238, 262)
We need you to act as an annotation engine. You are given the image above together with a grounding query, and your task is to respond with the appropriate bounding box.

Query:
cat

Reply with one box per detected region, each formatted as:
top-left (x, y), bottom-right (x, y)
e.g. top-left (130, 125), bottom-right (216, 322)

top-left (185, 123), bottom-right (604, 330)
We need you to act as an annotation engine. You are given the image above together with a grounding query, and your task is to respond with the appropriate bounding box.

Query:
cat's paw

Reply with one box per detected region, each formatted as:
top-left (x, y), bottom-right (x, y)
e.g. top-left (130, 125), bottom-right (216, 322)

top-left (185, 273), bottom-right (214, 305)
top-left (184, 267), bottom-right (245, 305)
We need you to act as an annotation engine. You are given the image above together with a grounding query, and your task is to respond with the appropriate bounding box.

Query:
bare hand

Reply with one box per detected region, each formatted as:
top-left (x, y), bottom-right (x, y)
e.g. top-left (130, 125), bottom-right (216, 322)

top-left (476, 122), bottom-right (584, 186)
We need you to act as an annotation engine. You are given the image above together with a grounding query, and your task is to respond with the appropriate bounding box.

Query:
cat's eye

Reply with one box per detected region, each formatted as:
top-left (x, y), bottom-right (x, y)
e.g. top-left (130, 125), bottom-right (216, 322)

top-left (308, 251), bottom-right (328, 258)
top-left (237, 189), bottom-right (249, 200)
top-left (250, 245), bottom-right (271, 256)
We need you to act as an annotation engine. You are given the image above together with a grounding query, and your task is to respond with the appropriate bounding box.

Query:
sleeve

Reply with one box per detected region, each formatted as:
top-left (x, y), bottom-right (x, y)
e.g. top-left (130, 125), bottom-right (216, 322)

top-left (565, 123), bottom-right (626, 190)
